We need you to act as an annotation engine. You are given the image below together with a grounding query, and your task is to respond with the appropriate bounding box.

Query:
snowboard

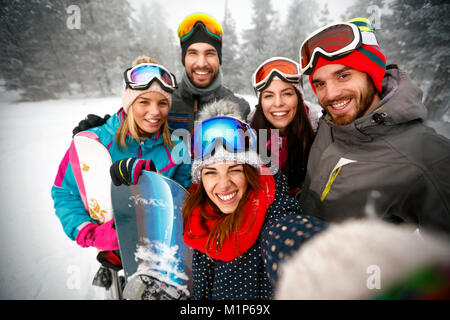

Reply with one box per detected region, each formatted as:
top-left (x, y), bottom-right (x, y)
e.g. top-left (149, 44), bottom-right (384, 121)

top-left (70, 132), bottom-right (113, 224)
top-left (111, 171), bottom-right (192, 299)
top-left (70, 132), bottom-right (122, 299)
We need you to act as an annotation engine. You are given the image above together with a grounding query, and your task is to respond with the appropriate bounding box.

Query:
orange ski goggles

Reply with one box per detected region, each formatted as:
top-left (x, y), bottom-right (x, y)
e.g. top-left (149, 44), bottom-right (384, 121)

top-left (177, 13), bottom-right (223, 43)
top-left (252, 57), bottom-right (301, 92)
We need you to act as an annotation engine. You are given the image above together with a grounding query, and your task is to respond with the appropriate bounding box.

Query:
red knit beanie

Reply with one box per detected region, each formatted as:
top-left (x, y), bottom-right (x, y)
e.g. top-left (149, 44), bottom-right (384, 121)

top-left (309, 43), bottom-right (386, 93)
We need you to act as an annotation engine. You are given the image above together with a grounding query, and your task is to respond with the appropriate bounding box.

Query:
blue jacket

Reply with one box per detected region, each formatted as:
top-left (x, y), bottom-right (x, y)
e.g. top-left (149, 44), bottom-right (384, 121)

top-left (51, 109), bottom-right (192, 241)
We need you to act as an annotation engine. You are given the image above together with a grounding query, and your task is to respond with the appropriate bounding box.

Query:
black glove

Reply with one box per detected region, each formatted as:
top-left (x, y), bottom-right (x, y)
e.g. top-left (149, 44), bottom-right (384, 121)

top-left (110, 158), bottom-right (156, 186)
top-left (72, 114), bottom-right (111, 137)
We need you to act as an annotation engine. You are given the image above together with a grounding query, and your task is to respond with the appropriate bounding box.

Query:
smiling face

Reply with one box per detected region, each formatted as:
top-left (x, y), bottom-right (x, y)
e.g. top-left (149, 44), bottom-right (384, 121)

top-left (131, 91), bottom-right (170, 137)
top-left (311, 64), bottom-right (380, 125)
top-left (260, 80), bottom-right (298, 135)
top-left (184, 42), bottom-right (220, 88)
top-left (201, 161), bottom-right (249, 214)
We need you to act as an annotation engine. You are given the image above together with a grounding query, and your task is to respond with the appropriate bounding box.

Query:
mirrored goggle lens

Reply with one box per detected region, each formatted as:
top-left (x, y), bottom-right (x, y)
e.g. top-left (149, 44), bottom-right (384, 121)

top-left (177, 13), bottom-right (223, 41)
top-left (255, 59), bottom-right (300, 85)
top-left (191, 117), bottom-right (254, 159)
top-left (129, 64), bottom-right (175, 87)
top-left (301, 24), bottom-right (356, 70)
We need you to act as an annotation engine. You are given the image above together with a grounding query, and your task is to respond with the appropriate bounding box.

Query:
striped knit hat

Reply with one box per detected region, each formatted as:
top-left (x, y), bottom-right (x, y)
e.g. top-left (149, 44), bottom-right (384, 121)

top-left (309, 18), bottom-right (387, 93)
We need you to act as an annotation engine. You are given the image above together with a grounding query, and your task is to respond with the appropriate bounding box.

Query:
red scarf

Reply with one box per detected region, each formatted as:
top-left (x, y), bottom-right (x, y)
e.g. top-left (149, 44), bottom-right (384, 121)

top-left (184, 170), bottom-right (276, 261)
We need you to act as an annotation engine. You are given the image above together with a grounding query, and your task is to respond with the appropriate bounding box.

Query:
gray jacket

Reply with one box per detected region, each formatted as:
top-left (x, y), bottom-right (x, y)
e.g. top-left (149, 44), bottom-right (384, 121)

top-left (299, 66), bottom-right (450, 234)
top-left (167, 75), bottom-right (250, 132)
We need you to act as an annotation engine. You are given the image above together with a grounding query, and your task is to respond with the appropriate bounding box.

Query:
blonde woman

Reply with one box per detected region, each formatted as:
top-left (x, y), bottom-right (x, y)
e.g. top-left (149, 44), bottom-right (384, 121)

top-left (51, 57), bottom-right (191, 255)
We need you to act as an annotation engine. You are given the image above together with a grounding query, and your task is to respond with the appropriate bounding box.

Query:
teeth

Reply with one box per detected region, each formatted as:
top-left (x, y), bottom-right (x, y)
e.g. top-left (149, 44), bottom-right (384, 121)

top-left (146, 119), bottom-right (159, 123)
top-left (217, 192), bottom-right (237, 201)
top-left (272, 112), bottom-right (288, 116)
top-left (195, 71), bottom-right (208, 75)
top-left (331, 99), bottom-right (350, 109)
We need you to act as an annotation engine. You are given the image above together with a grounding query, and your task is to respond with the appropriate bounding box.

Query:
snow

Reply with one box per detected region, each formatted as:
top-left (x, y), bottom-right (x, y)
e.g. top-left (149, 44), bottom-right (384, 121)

top-left (0, 91), bottom-right (120, 299)
top-left (0, 91), bottom-right (256, 299)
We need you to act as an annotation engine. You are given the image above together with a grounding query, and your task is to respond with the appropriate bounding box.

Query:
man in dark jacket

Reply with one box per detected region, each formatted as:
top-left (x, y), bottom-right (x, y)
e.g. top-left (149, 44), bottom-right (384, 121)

top-left (168, 13), bottom-right (250, 131)
top-left (297, 17), bottom-right (450, 234)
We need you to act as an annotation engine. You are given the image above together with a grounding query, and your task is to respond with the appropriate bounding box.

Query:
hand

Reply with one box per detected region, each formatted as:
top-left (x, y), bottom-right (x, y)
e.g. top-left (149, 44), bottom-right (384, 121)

top-left (72, 114), bottom-right (111, 137)
top-left (110, 158), bottom-right (156, 186)
top-left (76, 219), bottom-right (119, 251)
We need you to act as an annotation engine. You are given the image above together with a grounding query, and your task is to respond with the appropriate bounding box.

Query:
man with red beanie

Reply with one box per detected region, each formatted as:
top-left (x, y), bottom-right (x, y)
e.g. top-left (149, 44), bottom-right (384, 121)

top-left (297, 18), bottom-right (450, 235)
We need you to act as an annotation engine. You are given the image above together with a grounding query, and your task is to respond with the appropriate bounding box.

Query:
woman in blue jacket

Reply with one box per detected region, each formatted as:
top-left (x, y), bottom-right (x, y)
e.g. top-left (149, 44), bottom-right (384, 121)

top-left (51, 57), bottom-right (191, 253)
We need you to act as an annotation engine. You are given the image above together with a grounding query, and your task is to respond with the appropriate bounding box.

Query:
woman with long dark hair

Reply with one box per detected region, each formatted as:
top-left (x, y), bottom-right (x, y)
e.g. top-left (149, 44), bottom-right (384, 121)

top-left (250, 57), bottom-right (318, 196)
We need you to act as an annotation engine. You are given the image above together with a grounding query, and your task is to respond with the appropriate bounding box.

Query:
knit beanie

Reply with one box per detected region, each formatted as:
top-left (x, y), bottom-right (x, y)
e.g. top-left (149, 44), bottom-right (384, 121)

top-left (122, 82), bottom-right (172, 114)
top-left (191, 100), bottom-right (262, 184)
top-left (309, 18), bottom-right (387, 93)
top-left (180, 22), bottom-right (222, 66)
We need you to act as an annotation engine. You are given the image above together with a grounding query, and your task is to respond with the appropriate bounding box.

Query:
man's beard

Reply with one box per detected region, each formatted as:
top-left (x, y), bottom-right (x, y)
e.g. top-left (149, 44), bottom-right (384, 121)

top-left (322, 83), bottom-right (377, 126)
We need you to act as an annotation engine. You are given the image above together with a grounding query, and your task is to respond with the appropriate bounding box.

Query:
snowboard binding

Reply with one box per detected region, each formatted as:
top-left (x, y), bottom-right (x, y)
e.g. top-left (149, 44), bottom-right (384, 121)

top-left (123, 274), bottom-right (189, 300)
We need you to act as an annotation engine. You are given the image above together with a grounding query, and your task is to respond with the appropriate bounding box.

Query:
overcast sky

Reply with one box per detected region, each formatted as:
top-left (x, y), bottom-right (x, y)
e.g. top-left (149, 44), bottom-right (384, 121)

top-left (128, 0), bottom-right (356, 35)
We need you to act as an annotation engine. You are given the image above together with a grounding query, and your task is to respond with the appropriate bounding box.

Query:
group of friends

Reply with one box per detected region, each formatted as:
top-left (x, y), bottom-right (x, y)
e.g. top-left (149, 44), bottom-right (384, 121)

top-left (51, 13), bottom-right (450, 300)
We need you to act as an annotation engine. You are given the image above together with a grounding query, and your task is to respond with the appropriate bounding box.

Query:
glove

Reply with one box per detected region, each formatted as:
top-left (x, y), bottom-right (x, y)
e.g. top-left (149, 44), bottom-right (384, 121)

top-left (72, 114), bottom-right (111, 137)
top-left (110, 158), bottom-right (156, 186)
top-left (76, 219), bottom-right (119, 251)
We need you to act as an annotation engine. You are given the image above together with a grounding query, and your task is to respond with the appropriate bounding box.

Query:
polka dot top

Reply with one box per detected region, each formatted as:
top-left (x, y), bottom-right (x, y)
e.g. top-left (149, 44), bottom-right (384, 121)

top-left (190, 172), bottom-right (327, 300)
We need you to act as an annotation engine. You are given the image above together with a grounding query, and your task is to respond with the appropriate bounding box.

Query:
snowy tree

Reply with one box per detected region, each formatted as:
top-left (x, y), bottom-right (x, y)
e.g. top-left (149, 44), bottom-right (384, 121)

top-left (0, 0), bottom-right (75, 100)
top-left (319, 3), bottom-right (331, 26)
top-left (75, 0), bottom-right (137, 96)
top-left (240, 0), bottom-right (280, 93)
top-left (278, 0), bottom-right (320, 102)
top-left (280, 0), bottom-right (319, 61)
top-left (0, 0), bottom-right (139, 100)
top-left (131, 1), bottom-right (180, 77)
top-left (221, 1), bottom-right (247, 93)
top-left (381, 0), bottom-right (450, 121)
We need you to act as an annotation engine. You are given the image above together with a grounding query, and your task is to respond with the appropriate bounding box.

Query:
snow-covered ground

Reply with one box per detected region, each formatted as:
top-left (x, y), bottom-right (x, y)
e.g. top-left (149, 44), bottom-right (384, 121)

top-left (0, 91), bottom-right (121, 299)
top-left (0, 90), bottom-right (257, 300)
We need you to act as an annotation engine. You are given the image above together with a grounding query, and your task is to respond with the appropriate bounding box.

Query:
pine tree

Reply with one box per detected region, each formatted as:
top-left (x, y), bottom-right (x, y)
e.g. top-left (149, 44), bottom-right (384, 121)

top-left (381, 0), bottom-right (449, 121)
top-left (320, 3), bottom-right (331, 26)
top-left (131, 1), bottom-right (180, 76)
top-left (0, 0), bottom-right (74, 100)
top-left (240, 0), bottom-right (279, 93)
top-left (0, 0), bottom-right (139, 100)
top-left (221, 1), bottom-right (246, 94)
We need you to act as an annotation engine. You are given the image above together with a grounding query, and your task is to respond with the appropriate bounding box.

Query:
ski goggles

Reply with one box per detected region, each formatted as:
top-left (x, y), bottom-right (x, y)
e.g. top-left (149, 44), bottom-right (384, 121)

top-left (252, 57), bottom-right (302, 92)
top-left (190, 116), bottom-right (256, 160)
top-left (299, 22), bottom-right (378, 75)
top-left (177, 13), bottom-right (223, 42)
top-left (124, 63), bottom-right (177, 92)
